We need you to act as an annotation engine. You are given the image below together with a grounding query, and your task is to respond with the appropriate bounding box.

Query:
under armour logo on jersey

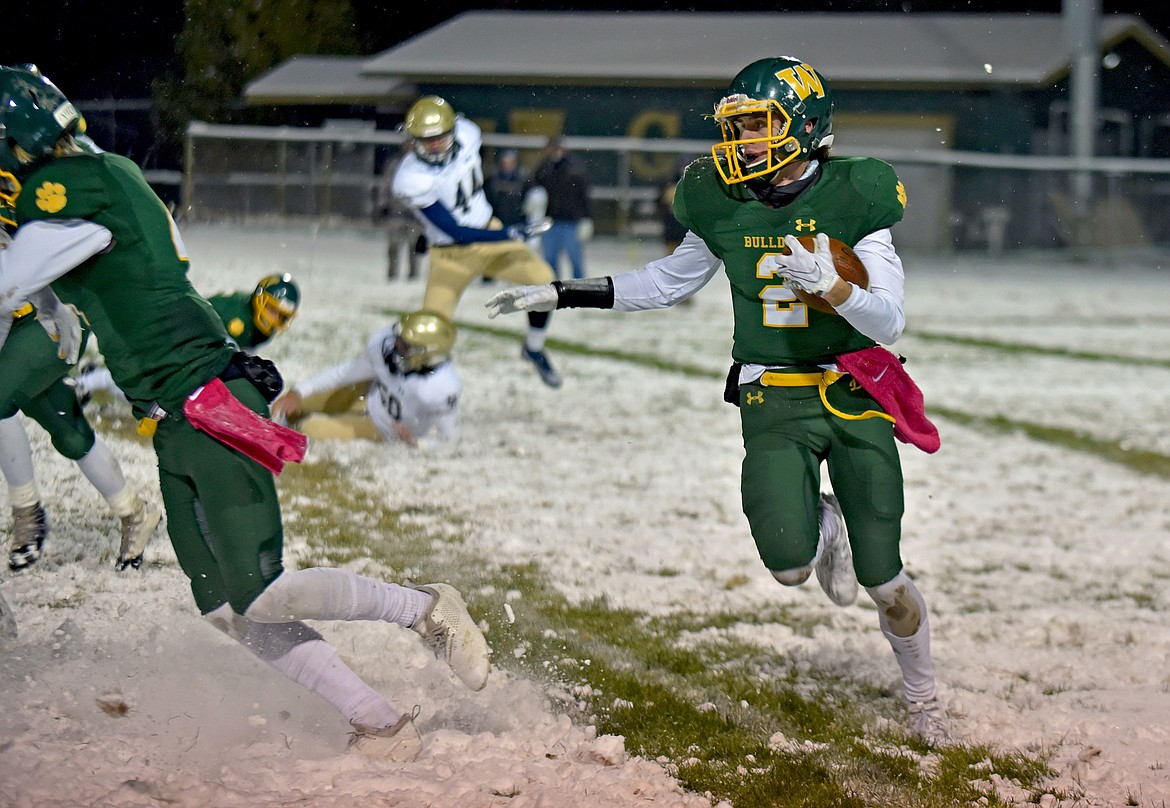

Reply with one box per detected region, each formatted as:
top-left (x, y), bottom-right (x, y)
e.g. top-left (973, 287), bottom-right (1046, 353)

top-left (794, 218), bottom-right (816, 232)
top-left (746, 391), bottom-right (764, 405)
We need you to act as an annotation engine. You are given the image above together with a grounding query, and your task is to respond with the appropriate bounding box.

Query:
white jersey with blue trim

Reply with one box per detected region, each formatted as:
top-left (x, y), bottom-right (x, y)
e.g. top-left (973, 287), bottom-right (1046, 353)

top-left (391, 117), bottom-right (494, 247)
top-left (365, 324), bottom-right (462, 448)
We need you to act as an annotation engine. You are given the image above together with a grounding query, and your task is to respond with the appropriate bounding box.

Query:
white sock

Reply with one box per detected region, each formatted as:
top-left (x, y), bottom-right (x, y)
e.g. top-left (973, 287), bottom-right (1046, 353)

top-left (76, 438), bottom-right (129, 502)
top-left (813, 498), bottom-right (839, 562)
top-left (105, 486), bottom-right (141, 519)
top-left (244, 568), bottom-right (430, 626)
top-left (205, 604), bottom-right (400, 728)
top-left (525, 328), bottom-right (547, 353)
top-left (7, 481), bottom-right (39, 510)
top-left (0, 417), bottom-right (36, 492)
top-left (75, 366), bottom-right (124, 399)
top-left (269, 637), bottom-right (400, 728)
top-left (866, 571), bottom-right (938, 703)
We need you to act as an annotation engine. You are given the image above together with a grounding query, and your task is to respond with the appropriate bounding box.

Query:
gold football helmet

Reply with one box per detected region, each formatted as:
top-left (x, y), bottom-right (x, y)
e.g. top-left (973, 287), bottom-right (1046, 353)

top-left (394, 310), bottom-right (455, 372)
top-left (405, 96), bottom-right (457, 165)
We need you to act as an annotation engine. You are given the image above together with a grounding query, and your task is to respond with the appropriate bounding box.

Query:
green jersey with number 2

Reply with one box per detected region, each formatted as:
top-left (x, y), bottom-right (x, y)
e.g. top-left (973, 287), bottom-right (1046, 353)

top-left (674, 155), bottom-right (906, 366)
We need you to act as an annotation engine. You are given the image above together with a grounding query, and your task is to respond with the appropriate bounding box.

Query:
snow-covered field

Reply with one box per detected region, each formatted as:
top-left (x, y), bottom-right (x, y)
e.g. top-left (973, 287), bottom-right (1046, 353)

top-left (2, 223), bottom-right (1169, 807)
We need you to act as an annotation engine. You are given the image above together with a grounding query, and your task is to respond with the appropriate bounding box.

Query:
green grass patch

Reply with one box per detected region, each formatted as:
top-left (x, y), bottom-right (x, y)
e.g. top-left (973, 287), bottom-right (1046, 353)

top-left (930, 407), bottom-right (1170, 479)
top-left (277, 460), bottom-right (1056, 808)
top-left (908, 330), bottom-right (1170, 370)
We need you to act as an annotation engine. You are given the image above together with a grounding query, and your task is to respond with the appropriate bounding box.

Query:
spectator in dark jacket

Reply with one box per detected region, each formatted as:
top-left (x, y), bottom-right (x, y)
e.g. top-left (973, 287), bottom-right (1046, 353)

top-left (484, 149), bottom-right (527, 228)
top-left (530, 137), bottom-right (591, 280)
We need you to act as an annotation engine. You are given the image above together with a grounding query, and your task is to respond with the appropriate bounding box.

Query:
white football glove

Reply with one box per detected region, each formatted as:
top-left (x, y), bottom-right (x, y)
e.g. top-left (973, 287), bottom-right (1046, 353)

top-left (763, 232), bottom-right (839, 296)
top-left (484, 284), bottom-right (558, 318)
top-left (505, 216), bottom-right (554, 242)
top-left (523, 186), bottom-right (548, 221)
top-left (576, 217), bottom-right (594, 243)
top-left (30, 290), bottom-right (86, 365)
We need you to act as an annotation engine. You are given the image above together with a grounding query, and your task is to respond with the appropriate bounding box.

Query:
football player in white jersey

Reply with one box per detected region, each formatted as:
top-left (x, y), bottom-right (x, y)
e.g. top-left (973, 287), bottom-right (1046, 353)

top-left (271, 311), bottom-right (461, 451)
top-left (391, 96), bottom-right (563, 388)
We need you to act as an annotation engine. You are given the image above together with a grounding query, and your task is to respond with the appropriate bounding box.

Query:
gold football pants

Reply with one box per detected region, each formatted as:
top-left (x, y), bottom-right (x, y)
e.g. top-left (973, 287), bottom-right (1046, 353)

top-left (423, 240), bottom-right (554, 319)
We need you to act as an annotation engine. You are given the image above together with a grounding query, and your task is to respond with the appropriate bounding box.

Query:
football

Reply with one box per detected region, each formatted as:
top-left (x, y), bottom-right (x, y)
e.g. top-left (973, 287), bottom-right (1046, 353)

top-left (784, 235), bottom-right (869, 315)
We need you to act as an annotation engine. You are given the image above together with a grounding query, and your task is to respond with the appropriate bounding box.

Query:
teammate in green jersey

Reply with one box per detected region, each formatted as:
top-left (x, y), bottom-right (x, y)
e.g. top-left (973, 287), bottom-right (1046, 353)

top-left (0, 306), bottom-right (161, 572)
top-left (0, 64), bottom-right (490, 761)
top-left (0, 100), bottom-right (161, 573)
top-left (72, 273), bottom-right (300, 404)
top-left (486, 56), bottom-right (950, 746)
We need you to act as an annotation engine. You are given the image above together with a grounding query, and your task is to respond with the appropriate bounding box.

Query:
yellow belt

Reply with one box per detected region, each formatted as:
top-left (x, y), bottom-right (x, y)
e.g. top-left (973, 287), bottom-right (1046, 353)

top-left (758, 369), bottom-right (894, 425)
top-left (760, 370), bottom-right (843, 387)
top-left (12, 303), bottom-right (34, 318)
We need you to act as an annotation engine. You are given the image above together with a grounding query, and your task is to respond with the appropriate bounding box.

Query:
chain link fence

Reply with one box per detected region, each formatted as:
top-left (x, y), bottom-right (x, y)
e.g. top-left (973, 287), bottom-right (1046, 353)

top-left (181, 121), bottom-right (1170, 257)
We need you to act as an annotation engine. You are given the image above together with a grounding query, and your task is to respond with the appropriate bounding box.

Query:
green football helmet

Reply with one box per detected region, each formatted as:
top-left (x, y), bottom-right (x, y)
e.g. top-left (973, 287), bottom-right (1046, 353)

top-left (405, 96), bottom-right (457, 165)
top-left (711, 57), bottom-right (835, 185)
top-left (0, 65), bottom-right (84, 180)
top-left (394, 310), bottom-right (455, 372)
top-left (251, 273), bottom-right (300, 336)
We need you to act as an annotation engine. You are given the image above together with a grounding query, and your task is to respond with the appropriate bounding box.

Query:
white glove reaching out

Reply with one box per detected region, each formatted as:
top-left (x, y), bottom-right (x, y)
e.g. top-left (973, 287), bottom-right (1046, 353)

top-left (505, 216), bottom-right (553, 242)
top-left (30, 289), bottom-right (86, 365)
top-left (576, 217), bottom-right (594, 243)
top-left (761, 232), bottom-right (839, 296)
top-left (484, 284), bottom-right (559, 318)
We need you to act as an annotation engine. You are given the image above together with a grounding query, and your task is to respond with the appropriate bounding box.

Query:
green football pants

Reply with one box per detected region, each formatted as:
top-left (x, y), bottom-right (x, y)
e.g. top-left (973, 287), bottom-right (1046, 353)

top-left (153, 377), bottom-right (285, 615)
top-left (0, 313), bottom-right (96, 459)
top-left (737, 377), bottom-right (905, 588)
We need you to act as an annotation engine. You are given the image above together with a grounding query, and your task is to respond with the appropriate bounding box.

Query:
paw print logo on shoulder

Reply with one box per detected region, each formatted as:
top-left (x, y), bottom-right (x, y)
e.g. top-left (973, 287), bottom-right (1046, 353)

top-left (35, 181), bottom-right (67, 213)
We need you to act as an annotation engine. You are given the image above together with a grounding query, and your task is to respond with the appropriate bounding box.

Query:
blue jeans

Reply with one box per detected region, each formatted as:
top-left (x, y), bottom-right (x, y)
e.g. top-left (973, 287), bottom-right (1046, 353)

top-left (541, 220), bottom-right (585, 280)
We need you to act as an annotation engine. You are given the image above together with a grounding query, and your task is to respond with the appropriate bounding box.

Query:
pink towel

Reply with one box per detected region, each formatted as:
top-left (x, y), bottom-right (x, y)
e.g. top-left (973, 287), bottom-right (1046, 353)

top-left (183, 378), bottom-right (307, 474)
top-left (836, 346), bottom-right (940, 454)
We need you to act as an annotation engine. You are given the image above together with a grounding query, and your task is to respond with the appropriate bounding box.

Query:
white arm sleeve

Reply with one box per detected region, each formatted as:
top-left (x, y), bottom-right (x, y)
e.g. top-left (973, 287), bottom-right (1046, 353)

top-left (832, 228), bottom-right (906, 345)
top-left (0, 219), bottom-right (114, 312)
top-left (611, 231), bottom-right (722, 311)
top-left (293, 357), bottom-right (376, 400)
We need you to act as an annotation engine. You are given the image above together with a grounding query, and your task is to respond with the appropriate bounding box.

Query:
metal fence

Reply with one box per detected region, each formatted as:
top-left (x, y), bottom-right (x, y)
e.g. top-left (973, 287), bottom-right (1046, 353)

top-left (182, 120), bottom-right (1170, 255)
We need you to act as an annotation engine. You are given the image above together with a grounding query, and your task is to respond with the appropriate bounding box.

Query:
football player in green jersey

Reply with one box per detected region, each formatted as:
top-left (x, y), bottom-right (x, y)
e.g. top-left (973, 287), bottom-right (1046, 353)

top-left (214, 272), bottom-right (301, 350)
top-left (0, 149), bottom-right (161, 573)
top-left (487, 57), bottom-right (950, 745)
top-left (0, 310), bottom-right (162, 572)
top-left (72, 273), bottom-right (300, 403)
top-left (0, 65), bottom-right (489, 761)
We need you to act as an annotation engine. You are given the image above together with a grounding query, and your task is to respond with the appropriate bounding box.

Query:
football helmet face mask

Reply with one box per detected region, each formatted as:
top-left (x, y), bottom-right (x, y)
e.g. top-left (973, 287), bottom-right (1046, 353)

top-left (389, 310), bottom-right (456, 373)
top-left (711, 57), bottom-right (834, 185)
top-left (0, 169), bottom-right (19, 231)
top-left (405, 96), bottom-right (457, 166)
top-left (0, 65), bottom-right (84, 180)
top-left (251, 274), bottom-right (300, 336)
